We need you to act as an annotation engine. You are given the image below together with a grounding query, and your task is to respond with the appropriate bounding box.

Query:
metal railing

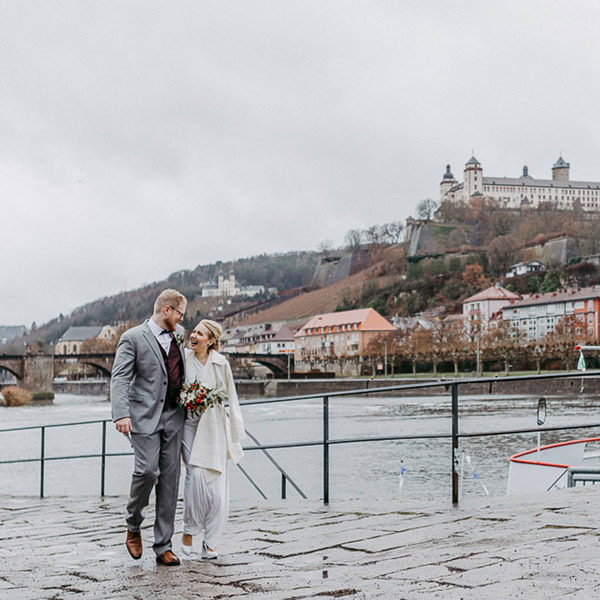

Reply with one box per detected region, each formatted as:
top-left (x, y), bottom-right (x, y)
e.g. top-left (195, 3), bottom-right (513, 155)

top-left (2, 370), bottom-right (600, 504)
top-left (0, 419), bottom-right (302, 501)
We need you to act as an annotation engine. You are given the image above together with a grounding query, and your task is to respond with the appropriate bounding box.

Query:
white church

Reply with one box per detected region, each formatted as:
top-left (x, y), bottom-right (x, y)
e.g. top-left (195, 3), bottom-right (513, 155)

top-left (201, 269), bottom-right (269, 298)
top-left (440, 155), bottom-right (600, 212)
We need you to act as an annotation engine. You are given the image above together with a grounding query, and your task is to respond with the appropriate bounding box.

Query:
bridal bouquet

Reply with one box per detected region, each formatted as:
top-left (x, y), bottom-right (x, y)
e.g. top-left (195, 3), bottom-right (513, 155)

top-left (178, 381), bottom-right (228, 418)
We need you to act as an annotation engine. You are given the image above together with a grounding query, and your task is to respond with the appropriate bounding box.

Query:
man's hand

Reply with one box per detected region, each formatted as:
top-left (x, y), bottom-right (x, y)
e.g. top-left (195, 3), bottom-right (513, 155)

top-left (115, 417), bottom-right (132, 436)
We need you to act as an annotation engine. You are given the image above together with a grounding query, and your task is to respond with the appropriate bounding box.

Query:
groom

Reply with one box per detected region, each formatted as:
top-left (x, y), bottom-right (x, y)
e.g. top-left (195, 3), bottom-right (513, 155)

top-left (111, 289), bottom-right (187, 566)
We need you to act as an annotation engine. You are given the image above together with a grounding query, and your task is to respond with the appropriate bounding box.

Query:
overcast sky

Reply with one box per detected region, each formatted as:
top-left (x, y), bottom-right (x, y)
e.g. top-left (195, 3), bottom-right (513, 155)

top-left (2, 1), bottom-right (600, 326)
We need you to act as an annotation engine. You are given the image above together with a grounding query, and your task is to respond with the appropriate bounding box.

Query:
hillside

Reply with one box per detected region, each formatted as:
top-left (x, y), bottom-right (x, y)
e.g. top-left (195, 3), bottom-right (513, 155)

top-left (1, 251), bottom-right (318, 352)
top-left (238, 246), bottom-right (406, 326)
top-left (7, 202), bottom-right (600, 354)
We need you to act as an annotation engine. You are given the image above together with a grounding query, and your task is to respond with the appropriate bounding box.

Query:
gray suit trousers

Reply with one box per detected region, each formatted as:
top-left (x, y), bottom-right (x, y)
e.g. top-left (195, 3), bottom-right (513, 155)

top-left (126, 403), bottom-right (183, 556)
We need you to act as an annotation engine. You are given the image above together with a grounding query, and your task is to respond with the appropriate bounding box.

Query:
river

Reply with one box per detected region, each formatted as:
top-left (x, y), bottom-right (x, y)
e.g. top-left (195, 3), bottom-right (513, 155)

top-left (1, 392), bottom-right (599, 506)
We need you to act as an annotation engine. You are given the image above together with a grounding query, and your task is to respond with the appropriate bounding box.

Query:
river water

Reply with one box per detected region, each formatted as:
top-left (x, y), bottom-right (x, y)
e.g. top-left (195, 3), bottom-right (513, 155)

top-left (1, 392), bottom-right (600, 506)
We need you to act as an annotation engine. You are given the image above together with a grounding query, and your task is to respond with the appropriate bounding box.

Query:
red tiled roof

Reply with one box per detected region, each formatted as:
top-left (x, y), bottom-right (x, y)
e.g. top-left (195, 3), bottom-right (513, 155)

top-left (295, 308), bottom-right (396, 336)
top-left (464, 286), bottom-right (520, 303)
top-left (505, 286), bottom-right (600, 309)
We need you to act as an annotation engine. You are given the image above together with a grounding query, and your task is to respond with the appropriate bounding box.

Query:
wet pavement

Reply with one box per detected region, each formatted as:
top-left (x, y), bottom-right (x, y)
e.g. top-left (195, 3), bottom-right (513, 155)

top-left (1, 487), bottom-right (600, 599)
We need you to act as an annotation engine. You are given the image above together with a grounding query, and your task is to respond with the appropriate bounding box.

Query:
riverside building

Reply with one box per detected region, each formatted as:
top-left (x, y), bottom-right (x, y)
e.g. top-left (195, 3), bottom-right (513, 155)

top-left (440, 155), bottom-right (600, 212)
top-left (501, 286), bottom-right (600, 341)
top-left (462, 284), bottom-right (520, 334)
top-left (294, 308), bottom-right (396, 364)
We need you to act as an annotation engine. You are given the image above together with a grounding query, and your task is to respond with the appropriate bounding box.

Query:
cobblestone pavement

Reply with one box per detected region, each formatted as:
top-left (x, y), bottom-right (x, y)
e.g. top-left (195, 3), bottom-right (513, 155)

top-left (1, 487), bottom-right (600, 599)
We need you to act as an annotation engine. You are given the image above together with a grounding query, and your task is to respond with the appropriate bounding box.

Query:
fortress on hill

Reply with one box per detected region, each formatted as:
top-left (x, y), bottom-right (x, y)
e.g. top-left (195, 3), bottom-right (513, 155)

top-left (440, 155), bottom-right (600, 212)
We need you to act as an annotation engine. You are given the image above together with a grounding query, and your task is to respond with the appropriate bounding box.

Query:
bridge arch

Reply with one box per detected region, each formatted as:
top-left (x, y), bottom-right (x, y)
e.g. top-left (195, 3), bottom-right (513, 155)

top-left (224, 352), bottom-right (293, 377)
top-left (250, 357), bottom-right (286, 375)
top-left (79, 361), bottom-right (112, 377)
top-left (54, 360), bottom-right (112, 378)
top-left (0, 365), bottom-right (21, 381)
top-left (53, 354), bottom-right (115, 379)
top-left (0, 357), bottom-right (24, 382)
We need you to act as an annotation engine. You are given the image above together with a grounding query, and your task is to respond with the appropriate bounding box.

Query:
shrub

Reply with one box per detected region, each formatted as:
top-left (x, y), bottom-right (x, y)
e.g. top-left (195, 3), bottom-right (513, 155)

top-left (1, 386), bottom-right (32, 407)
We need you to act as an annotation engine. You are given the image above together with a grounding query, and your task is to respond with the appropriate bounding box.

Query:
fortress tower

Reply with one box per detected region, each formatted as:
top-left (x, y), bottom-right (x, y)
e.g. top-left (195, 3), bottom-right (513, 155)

top-left (463, 156), bottom-right (483, 199)
top-left (552, 156), bottom-right (570, 181)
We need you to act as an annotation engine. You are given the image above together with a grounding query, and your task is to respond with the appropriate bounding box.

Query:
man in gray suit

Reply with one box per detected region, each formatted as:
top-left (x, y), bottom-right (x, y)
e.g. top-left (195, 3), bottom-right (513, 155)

top-left (111, 289), bottom-right (187, 566)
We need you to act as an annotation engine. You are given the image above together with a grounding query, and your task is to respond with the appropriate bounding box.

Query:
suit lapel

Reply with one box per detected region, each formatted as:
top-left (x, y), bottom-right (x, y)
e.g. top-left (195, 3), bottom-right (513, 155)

top-left (175, 327), bottom-right (186, 379)
top-left (142, 323), bottom-right (167, 375)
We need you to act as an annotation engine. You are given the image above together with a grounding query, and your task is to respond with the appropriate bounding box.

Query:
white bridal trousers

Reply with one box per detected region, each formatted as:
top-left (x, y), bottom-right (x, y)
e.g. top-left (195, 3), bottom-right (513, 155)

top-left (181, 412), bottom-right (230, 549)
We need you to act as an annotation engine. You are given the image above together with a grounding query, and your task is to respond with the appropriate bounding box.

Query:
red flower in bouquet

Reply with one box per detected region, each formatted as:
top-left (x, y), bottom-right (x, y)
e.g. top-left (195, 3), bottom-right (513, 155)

top-left (178, 380), bottom-right (227, 418)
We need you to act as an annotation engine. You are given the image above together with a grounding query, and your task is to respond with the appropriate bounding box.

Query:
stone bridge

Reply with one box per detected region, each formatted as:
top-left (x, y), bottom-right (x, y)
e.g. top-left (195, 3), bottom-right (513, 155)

top-left (53, 353), bottom-right (115, 378)
top-left (0, 352), bottom-right (115, 401)
top-left (224, 352), bottom-right (294, 376)
top-left (0, 351), bottom-right (292, 401)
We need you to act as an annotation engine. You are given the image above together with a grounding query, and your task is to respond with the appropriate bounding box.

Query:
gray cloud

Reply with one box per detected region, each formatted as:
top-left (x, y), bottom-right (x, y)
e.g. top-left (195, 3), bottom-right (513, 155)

top-left (1, 1), bottom-right (599, 325)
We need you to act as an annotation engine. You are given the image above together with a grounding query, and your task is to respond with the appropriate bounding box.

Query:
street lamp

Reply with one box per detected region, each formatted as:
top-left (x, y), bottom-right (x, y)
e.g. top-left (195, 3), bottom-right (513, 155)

top-left (384, 341), bottom-right (388, 378)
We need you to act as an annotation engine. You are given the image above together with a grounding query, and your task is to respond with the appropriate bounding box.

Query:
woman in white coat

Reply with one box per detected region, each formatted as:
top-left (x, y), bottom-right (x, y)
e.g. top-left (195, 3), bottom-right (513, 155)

top-left (181, 319), bottom-right (246, 559)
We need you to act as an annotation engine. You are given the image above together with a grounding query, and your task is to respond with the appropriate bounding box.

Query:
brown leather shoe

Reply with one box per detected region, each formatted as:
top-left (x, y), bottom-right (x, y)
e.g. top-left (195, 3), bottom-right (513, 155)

top-left (126, 529), bottom-right (142, 560)
top-left (156, 549), bottom-right (180, 566)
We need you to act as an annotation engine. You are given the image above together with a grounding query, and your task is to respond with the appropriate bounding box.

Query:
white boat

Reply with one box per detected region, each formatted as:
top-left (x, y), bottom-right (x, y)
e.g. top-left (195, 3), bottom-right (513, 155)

top-left (507, 437), bottom-right (600, 494)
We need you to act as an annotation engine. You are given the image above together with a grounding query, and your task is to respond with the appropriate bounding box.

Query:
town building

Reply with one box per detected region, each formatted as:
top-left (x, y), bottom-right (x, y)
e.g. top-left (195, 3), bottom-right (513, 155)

top-left (506, 260), bottom-right (545, 279)
top-left (221, 322), bottom-right (295, 354)
top-left (462, 284), bottom-right (520, 334)
top-left (55, 325), bottom-right (117, 355)
top-left (259, 324), bottom-right (295, 355)
top-left (220, 326), bottom-right (245, 354)
top-left (441, 155), bottom-right (600, 212)
top-left (294, 308), bottom-right (396, 365)
top-left (501, 286), bottom-right (600, 341)
top-left (201, 269), bottom-right (272, 298)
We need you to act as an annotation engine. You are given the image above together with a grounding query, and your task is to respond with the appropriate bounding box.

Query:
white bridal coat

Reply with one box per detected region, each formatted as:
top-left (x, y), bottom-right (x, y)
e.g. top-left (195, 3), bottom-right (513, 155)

top-left (184, 349), bottom-right (246, 482)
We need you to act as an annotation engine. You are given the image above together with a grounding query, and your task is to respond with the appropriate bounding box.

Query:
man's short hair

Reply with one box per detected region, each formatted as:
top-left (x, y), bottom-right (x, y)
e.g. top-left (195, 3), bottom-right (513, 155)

top-left (153, 289), bottom-right (186, 314)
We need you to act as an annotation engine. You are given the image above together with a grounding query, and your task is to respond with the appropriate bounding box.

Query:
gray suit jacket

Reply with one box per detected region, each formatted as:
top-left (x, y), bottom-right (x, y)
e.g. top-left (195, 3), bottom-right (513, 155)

top-left (111, 321), bottom-right (186, 435)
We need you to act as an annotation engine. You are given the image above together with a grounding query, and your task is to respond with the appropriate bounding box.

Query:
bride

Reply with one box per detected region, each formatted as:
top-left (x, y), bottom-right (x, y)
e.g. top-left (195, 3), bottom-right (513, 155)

top-left (181, 319), bottom-right (246, 559)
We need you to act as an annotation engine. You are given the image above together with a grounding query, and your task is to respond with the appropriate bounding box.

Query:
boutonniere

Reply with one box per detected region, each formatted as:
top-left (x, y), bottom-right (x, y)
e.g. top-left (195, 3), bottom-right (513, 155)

top-left (175, 332), bottom-right (184, 345)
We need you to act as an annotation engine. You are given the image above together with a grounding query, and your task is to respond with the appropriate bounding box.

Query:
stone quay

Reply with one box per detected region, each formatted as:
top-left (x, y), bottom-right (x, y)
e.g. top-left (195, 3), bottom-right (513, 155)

top-left (1, 486), bottom-right (600, 598)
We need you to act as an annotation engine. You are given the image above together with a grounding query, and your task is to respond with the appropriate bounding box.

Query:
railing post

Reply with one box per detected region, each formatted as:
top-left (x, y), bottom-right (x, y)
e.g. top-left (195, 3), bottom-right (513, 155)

top-left (40, 426), bottom-right (45, 498)
top-left (451, 383), bottom-right (459, 505)
top-left (281, 474), bottom-right (287, 499)
top-left (101, 420), bottom-right (107, 497)
top-left (323, 395), bottom-right (329, 504)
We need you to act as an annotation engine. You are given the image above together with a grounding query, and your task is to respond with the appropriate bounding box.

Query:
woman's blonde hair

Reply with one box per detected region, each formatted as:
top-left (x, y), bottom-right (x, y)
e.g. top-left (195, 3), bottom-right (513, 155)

top-left (200, 319), bottom-right (223, 351)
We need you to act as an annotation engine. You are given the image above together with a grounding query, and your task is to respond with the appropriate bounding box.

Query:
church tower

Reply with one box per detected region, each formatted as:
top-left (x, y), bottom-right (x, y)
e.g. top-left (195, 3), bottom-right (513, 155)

top-left (440, 164), bottom-right (457, 201)
top-left (228, 269), bottom-right (236, 297)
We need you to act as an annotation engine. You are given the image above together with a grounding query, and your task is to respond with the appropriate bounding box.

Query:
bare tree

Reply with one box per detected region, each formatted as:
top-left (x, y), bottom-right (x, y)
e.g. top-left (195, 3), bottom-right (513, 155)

top-left (547, 314), bottom-right (588, 371)
top-left (344, 229), bottom-right (363, 252)
top-left (364, 225), bottom-right (383, 249)
top-left (524, 340), bottom-right (550, 374)
top-left (318, 239), bottom-right (334, 258)
top-left (487, 235), bottom-right (517, 275)
top-left (482, 320), bottom-right (525, 375)
top-left (442, 318), bottom-right (470, 376)
top-left (398, 326), bottom-right (433, 376)
top-left (416, 199), bottom-right (439, 220)
top-left (380, 221), bottom-right (404, 244)
top-left (365, 331), bottom-right (399, 376)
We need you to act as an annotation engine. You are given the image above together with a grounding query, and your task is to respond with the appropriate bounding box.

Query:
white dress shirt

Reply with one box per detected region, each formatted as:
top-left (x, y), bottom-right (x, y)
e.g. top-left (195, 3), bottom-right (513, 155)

top-left (147, 318), bottom-right (172, 355)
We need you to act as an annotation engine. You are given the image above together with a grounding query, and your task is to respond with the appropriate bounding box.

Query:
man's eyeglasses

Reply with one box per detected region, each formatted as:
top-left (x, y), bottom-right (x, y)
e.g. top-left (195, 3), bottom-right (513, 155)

top-left (168, 306), bottom-right (185, 319)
